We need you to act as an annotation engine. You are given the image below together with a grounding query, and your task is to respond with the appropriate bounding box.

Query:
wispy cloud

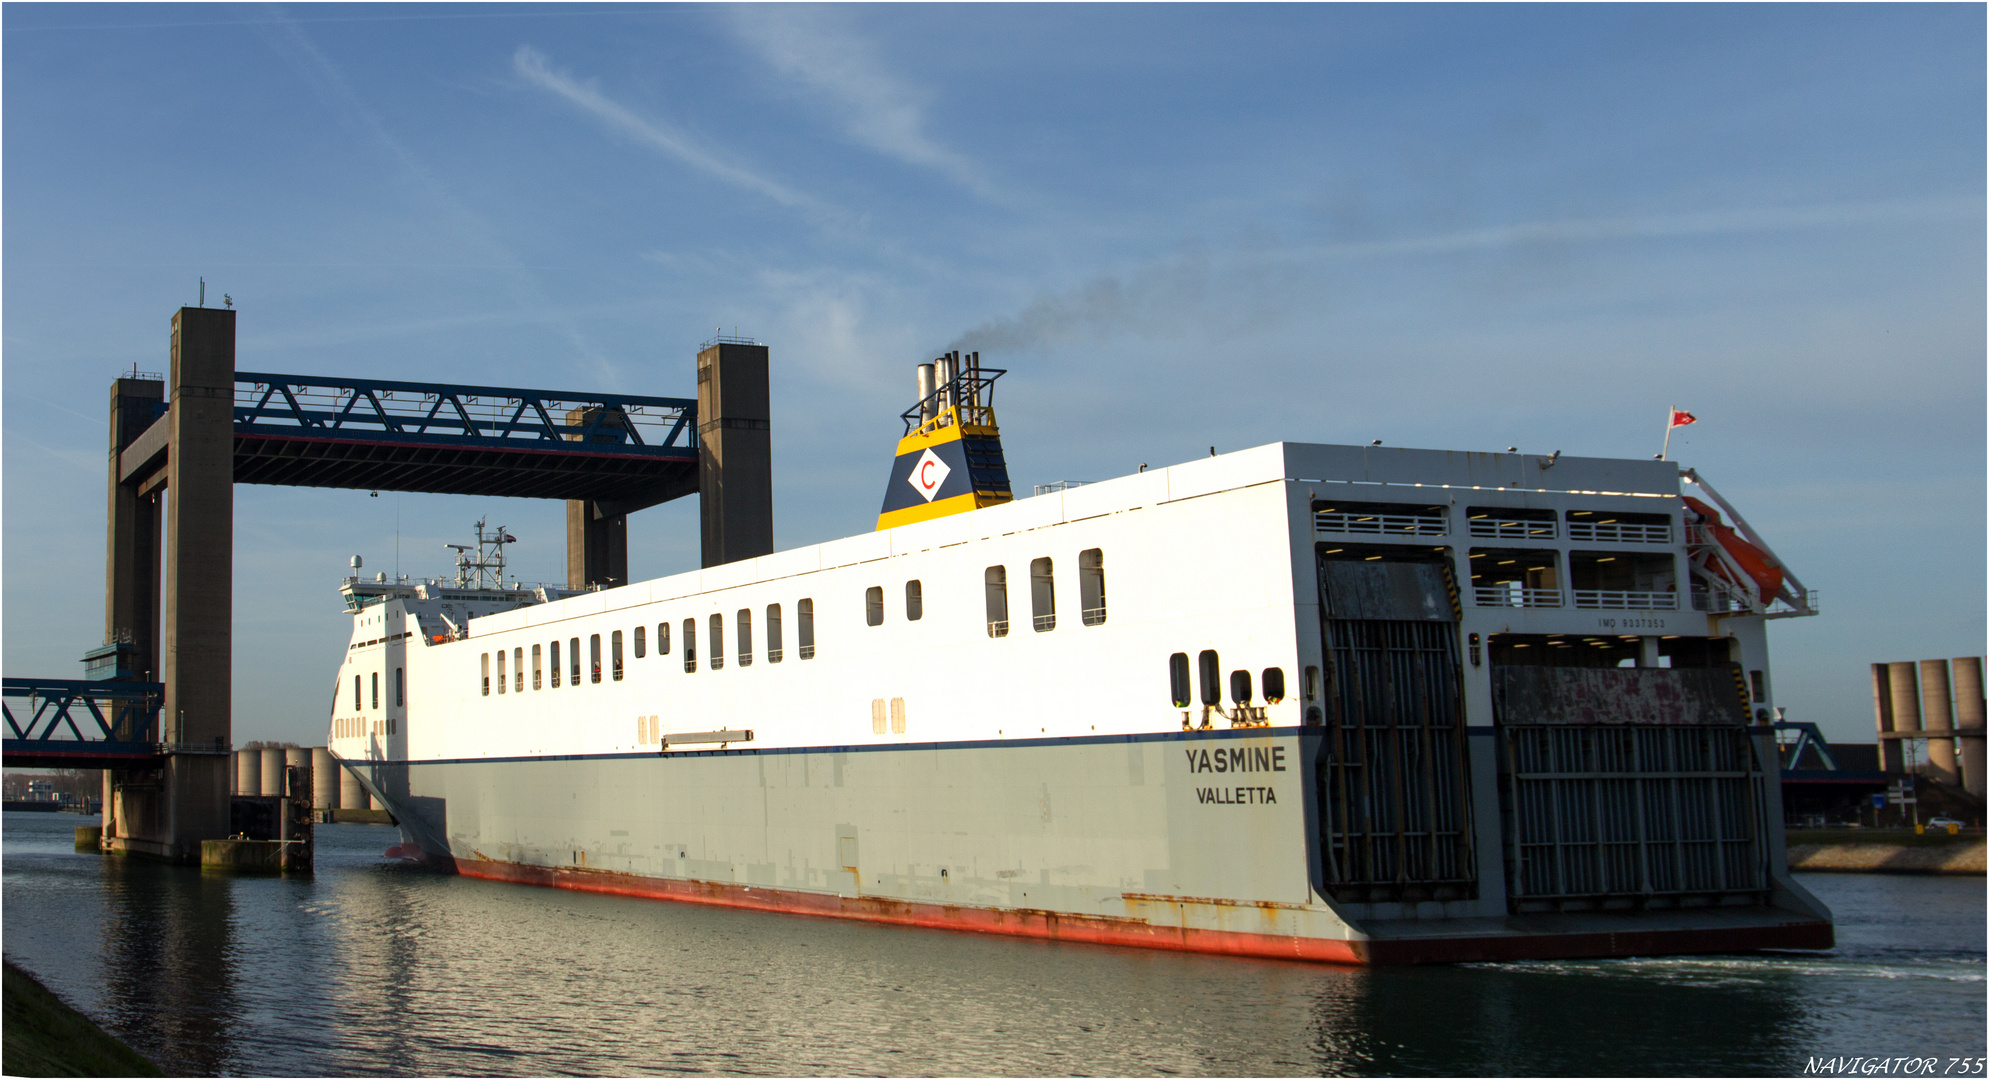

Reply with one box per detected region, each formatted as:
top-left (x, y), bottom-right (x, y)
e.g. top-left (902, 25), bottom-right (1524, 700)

top-left (254, 14), bottom-right (613, 379)
top-left (721, 7), bottom-right (1001, 203)
top-left (513, 46), bottom-right (815, 211)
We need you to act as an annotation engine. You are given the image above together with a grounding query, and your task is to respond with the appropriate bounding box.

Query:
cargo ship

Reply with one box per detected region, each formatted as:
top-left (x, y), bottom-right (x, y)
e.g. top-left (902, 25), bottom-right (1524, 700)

top-left (331, 354), bottom-right (1832, 964)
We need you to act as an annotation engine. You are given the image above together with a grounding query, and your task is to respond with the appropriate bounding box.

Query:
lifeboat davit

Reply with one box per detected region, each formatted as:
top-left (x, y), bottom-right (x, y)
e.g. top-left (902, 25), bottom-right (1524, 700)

top-left (1684, 495), bottom-right (1783, 606)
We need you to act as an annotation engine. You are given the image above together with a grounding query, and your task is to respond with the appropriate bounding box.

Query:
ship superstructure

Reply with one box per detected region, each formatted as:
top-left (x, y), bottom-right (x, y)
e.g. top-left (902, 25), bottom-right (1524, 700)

top-left (331, 407), bottom-right (1828, 963)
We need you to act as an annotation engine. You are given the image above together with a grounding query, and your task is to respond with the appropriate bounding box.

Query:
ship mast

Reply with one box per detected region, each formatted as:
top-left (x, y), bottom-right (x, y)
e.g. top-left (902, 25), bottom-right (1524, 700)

top-left (446, 518), bottom-right (514, 591)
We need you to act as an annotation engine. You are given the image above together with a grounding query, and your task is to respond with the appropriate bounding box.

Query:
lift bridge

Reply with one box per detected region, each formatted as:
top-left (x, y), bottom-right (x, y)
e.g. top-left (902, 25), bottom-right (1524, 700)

top-left (5, 307), bottom-right (773, 863)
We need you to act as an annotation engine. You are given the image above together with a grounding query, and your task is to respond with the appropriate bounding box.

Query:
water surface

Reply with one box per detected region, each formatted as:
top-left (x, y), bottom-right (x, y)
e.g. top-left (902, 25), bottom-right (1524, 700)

top-left (4, 812), bottom-right (1982, 1076)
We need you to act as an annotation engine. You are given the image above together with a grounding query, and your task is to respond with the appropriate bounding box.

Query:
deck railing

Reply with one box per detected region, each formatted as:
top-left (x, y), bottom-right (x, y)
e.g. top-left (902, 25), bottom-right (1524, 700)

top-left (1572, 589), bottom-right (1679, 611)
top-left (1314, 511), bottom-right (1448, 537)
top-left (1567, 521), bottom-right (1672, 543)
top-left (1473, 585), bottom-right (1564, 608)
top-left (1467, 518), bottom-right (1558, 541)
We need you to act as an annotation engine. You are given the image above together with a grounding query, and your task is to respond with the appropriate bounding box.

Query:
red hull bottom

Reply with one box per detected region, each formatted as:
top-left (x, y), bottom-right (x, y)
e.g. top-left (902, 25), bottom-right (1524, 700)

top-left (449, 857), bottom-right (1832, 966)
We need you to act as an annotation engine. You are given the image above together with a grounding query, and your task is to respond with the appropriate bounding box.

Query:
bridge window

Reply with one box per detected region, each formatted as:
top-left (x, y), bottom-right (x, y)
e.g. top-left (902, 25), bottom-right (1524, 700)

top-left (1230, 669), bottom-right (1252, 706)
top-left (496, 651), bottom-right (506, 695)
top-left (767, 604), bottom-right (783, 663)
top-left (569, 637), bottom-right (580, 687)
top-left (1079, 549), bottom-right (1105, 626)
top-left (611, 631), bottom-right (624, 681)
top-left (866, 586), bottom-right (884, 626)
top-left (1262, 667), bottom-right (1285, 704)
top-left (1198, 650), bottom-right (1220, 706)
top-left (514, 647), bottom-right (524, 693)
top-left (737, 608), bottom-right (752, 668)
top-left (1030, 558), bottom-right (1056, 632)
top-left (657, 622), bottom-right (671, 656)
top-left (372, 671), bottom-right (380, 708)
top-left (532, 646), bottom-right (541, 690)
top-left (984, 567), bottom-right (1009, 637)
top-left (550, 640), bottom-right (561, 688)
top-left (798, 599), bottom-right (815, 659)
top-left (905, 580), bottom-right (923, 621)
top-left (683, 619), bottom-right (697, 673)
top-left (480, 656), bottom-right (488, 697)
top-left (589, 634), bottom-right (601, 684)
top-left (396, 667), bottom-right (405, 706)
top-left (634, 625), bottom-right (646, 659)
top-left (1169, 653), bottom-right (1191, 708)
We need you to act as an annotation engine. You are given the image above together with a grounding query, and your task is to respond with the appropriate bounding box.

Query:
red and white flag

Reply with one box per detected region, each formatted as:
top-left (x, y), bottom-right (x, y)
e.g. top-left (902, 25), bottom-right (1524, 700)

top-left (1669, 409), bottom-right (1697, 429)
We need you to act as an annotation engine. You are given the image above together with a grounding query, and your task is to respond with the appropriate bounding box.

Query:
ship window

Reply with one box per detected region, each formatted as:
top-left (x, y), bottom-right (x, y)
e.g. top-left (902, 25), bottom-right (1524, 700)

top-left (984, 567), bottom-right (1009, 638)
top-left (1168, 653), bottom-right (1191, 708)
top-left (709, 614), bottom-right (724, 670)
top-left (1304, 666), bottom-right (1320, 702)
top-left (1262, 667), bottom-right (1285, 704)
top-left (397, 667), bottom-right (405, 706)
top-left (1079, 549), bottom-right (1106, 626)
top-left (570, 637), bottom-right (580, 687)
top-left (634, 625), bottom-right (646, 659)
top-left (798, 599), bottom-right (815, 659)
top-left (550, 640), bottom-right (561, 688)
top-left (905, 580), bottom-right (923, 621)
top-left (658, 622), bottom-right (671, 656)
top-left (866, 586), bottom-right (884, 627)
top-left (480, 655), bottom-right (488, 697)
top-left (737, 608), bottom-right (752, 668)
top-left (1030, 558), bottom-right (1056, 632)
top-left (683, 619), bottom-right (697, 673)
top-left (1230, 669), bottom-right (1252, 705)
top-left (611, 631), bottom-right (624, 681)
top-left (589, 634), bottom-right (601, 684)
top-left (514, 647), bottom-right (524, 693)
top-left (372, 671), bottom-right (380, 709)
top-left (532, 645), bottom-right (542, 690)
top-left (766, 604), bottom-right (783, 663)
top-left (496, 651), bottom-right (506, 695)
top-left (1198, 650), bottom-right (1220, 706)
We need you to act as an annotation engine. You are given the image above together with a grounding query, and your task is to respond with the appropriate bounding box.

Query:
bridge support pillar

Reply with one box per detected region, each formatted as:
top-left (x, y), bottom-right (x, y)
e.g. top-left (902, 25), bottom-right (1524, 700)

top-left (108, 307), bottom-right (235, 863)
top-left (697, 340), bottom-right (773, 568)
top-left (566, 500), bottom-right (627, 589)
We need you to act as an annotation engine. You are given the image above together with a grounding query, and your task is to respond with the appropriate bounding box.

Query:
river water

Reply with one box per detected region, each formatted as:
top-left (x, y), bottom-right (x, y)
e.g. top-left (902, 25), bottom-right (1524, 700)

top-left (3, 812), bottom-right (1982, 1077)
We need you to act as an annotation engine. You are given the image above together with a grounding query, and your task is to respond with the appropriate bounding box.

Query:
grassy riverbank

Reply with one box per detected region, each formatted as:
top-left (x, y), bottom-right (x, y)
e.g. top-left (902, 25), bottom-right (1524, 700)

top-left (3, 960), bottom-right (161, 1077)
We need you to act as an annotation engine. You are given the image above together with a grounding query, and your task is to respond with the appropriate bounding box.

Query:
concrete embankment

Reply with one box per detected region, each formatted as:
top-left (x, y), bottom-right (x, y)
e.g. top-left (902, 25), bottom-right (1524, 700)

top-left (1786, 829), bottom-right (1985, 875)
top-left (2, 961), bottom-right (162, 1077)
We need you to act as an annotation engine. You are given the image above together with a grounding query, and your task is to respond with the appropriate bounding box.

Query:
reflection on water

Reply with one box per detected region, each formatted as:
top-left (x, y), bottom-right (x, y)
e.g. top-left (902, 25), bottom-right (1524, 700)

top-left (4, 813), bottom-right (1982, 1077)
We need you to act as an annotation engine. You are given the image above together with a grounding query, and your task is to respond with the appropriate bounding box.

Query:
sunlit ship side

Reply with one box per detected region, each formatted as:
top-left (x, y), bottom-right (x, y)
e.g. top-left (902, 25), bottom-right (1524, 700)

top-left (331, 439), bottom-right (1831, 965)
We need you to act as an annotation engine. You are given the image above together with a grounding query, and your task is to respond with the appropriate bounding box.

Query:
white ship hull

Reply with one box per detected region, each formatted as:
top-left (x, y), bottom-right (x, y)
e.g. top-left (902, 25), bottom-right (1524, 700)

top-left (332, 442), bottom-right (1833, 964)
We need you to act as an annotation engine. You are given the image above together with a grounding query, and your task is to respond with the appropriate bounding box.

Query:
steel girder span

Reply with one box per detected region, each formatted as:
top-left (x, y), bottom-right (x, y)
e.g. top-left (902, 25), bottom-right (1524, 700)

top-left (117, 372), bottom-right (700, 514)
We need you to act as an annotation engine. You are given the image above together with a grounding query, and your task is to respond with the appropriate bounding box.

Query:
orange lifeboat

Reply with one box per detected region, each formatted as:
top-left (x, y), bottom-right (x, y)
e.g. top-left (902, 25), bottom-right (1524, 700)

top-left (1683, 496), bottom-right (1783, 606)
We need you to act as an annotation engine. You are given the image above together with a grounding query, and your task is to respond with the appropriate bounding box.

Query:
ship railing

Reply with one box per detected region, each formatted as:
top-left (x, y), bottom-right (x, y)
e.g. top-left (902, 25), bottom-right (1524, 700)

top-left (798, 645), bottom-right (816, 660)
top-left (1572, 589), bottom-right (1679, 611)
top-left (986, 619), bottom-right (1009, 639)
top-left (1032, 614), bottom-right (1057, 632)
top-left (1690, 585), bottom-right (1749, 613)
top-left (767, 649), bottom-right (782, 663)
top-left (1567, 521), bottom-right (1672, 544)
top-left (1467, 518), bottom-right (1558, 540)
top-left (1081, 606), bottom-right (1107, 627)
top-left (1314, 511), bottom-right (1448, 537)
top-left (1473, 585), bottom-right (1563, 608)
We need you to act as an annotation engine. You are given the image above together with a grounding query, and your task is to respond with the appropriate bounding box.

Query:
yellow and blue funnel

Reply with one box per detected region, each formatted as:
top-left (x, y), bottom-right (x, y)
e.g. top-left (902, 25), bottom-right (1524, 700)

top-left (877, 351), bottom-right (1012, 530)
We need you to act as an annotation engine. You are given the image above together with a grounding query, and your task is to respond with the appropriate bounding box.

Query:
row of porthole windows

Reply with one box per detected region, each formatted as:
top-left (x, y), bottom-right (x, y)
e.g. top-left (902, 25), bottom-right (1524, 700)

top-left (861, 549), bottom-right (1108, 636)
top-left (1167, 651), bottom-right (1287, 708)
top-left (480, 600), bottom-right (817, 696)
top-left (972, 549), bottom-right (1106, 638)
top-left (352, 669), bottom-right (404, 712)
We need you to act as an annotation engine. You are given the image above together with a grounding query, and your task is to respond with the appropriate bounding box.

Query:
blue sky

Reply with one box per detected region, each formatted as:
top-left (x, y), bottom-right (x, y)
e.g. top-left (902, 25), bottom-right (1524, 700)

top-left (4, 3), bottom-right (1982, 748)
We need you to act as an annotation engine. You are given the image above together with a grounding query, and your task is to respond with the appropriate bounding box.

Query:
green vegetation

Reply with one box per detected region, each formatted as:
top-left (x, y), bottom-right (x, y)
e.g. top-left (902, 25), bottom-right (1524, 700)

top-left (2, 961), bottom-right (161, 1077)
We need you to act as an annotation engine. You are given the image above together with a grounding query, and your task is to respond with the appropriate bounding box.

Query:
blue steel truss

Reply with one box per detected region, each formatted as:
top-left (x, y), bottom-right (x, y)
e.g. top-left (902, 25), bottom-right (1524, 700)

top-left (234, 372), bottom-right (698, 456)
top-left (3, 677), bottom-right (163, 765)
